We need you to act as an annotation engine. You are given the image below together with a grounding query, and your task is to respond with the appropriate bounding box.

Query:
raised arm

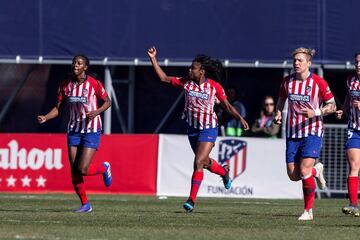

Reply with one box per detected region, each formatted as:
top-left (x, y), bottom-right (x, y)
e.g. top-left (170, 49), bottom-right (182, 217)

top-left (220, 99), bottom-right (249, 130)
top-left (37, 100), bottom-right (62, 124)
top-left (147, 47), bottom-right (173, 83)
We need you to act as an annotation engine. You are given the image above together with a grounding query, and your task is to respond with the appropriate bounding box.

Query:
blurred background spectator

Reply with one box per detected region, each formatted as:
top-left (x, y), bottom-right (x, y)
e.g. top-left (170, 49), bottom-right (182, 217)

top-left (251, 95), bottom-right (279, 138)
top-left (217, 87), bottom-right (247, 137)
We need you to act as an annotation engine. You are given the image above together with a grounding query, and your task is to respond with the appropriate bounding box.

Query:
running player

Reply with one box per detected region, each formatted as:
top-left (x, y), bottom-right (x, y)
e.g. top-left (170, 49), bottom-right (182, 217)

top-left (37, 54), bottom-right (112, 213)
top-left (335, 52), bottom-right (360, 217)
top-left (147, 47), bottom-right (249, 212)
top-left (274, 47), bottom-right (336, 220)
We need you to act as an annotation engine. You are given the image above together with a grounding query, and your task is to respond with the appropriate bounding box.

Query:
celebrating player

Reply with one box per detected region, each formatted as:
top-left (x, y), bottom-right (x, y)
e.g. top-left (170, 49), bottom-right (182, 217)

top-left (147, 46), bottom-right (249, 212)
top-left (335, 52), bottom-right (360, 217)
top-left (274, 47), bottom-right (336, 220)
top-left (37, 54), bottom-right (112, 213)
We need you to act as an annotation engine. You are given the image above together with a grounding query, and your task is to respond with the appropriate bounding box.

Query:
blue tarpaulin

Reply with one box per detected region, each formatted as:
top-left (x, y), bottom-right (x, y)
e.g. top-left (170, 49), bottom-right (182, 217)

top-left (0, 0), bottom-right (359, 63)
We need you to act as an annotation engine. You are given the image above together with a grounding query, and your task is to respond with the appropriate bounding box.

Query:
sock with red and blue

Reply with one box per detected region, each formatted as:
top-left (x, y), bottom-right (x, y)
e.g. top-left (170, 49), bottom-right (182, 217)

top-left (302, 175), bottom-right (316, 211)
top-left (207, 159), bottom-right (225, 177)
top-left (189, 170), bottom-right (204, 203)
top-left (85, 163), bottom-right (106, 176)
top-left (71, 172), bottom-right (88, 205)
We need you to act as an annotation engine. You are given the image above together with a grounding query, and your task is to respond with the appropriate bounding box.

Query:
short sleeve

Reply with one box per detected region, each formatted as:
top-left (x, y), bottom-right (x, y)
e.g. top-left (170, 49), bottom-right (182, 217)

top-left (95, 80), bottom-right (108, 100)
top-left (213, 82), bottom-right (227, 102)
top-left (279, 78), bottom-right (288, 98)
top-left (171, 77), bottom-right (187, 88)
top-left (318, 78), bottom-right (334, 102)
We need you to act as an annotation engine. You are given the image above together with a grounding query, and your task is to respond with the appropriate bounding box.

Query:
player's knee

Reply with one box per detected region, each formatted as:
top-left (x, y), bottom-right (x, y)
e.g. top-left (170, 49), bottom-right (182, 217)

top-left (299, 168), bottom-right (312, 178)
top-left (287, 167), bottom-right (299, 181)
top-left (287, 172), bottom-right (300, 181)
top-left (195, 156), bottom-right (207, 169)
top-left (349, 159), bottom-right (360, 171)
top-left (78, 166), bottom-right (89, 175)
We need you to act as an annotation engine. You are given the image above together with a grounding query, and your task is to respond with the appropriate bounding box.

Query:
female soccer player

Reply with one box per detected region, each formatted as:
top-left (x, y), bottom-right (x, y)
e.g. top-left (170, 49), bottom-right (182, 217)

top-left (37, 54), bottom-right (112, 213)
top-left (335, 52), bottom-right (360, 217)
top-left (147, 47), bottom-right (249, 212)
top-left (274, 47), bottom-right (336, 220)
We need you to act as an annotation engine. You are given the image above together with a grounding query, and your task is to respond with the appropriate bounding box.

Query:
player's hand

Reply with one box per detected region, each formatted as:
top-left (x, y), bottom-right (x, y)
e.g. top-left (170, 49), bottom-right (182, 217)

top-left (353, 100), bottom-right (360, 110)
top-left (301, 108), bottom-right (315, 118)
top-left (86, 111), bottom-right (98, 121)
top-left (37, 115), bottom-right (46, 124)
top-left (335, 110), bottom-right (343, 119)
top-left (147, 46), bottom-right (157, 59)
top-left (239, 116), bottom-right (249, 131)
top-left (273, 111), bottom-right (282, 125)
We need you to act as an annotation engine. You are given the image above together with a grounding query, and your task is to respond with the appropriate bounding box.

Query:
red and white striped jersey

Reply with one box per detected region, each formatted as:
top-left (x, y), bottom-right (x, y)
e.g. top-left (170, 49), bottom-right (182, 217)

top-left (346, 74), bottom-right (360, 130)
top-left (171, 77), bottom-right (227, 129)
top-left (279, 73), bottom-right (334, 138)
top-left (57, 75), bottom-right (108, 133)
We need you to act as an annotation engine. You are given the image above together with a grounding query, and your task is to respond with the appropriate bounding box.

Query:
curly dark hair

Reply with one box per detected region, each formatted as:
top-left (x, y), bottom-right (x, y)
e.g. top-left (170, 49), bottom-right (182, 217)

top-left (72, 54), bottom-right (90, 66)
top-left (193, 54), bottom-right (223, 82)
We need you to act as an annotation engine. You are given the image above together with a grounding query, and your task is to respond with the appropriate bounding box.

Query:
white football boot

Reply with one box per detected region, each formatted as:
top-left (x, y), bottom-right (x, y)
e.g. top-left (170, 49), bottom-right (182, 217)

top-left (314, 162), bottom-right (326, 190)
top-left (298, 209), bottom-right (313, 221)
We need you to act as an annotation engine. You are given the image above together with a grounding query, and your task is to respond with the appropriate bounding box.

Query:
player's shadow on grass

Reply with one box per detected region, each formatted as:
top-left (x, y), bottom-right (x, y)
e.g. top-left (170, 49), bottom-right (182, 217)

top-left (271, 213), bottom-right (300, 217)
top-left (0, 208), bottom-right (72, 213)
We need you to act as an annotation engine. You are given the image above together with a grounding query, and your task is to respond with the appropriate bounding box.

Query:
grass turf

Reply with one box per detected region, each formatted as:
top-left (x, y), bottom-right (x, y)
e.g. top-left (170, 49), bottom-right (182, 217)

top-left (0, 194), bottom-right (359, 240)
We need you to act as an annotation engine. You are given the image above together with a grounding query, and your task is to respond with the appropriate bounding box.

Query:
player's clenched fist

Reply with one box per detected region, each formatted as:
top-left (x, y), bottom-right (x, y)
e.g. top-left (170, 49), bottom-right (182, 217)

top-left (335, 110), bottom-right (343, 119)
top-left (273, 111), bottom-right (282, 125)
top-left (37, 115), bottom-right (46, 124)
top-left (147, 47), bottom-right (157, 59)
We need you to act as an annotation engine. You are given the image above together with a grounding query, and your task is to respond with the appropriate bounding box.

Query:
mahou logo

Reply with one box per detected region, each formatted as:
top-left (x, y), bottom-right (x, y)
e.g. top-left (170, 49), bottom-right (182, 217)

top-left (0, 140), bottom-right (63, 170)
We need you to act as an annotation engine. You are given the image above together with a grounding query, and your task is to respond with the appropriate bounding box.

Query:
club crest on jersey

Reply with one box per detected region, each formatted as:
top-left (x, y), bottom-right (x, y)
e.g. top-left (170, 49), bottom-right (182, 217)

top-left (305, 86), bottom-right (312, 93)
top-left (218, 139), bottom-right (247, 180)
top-left (82, 89), bottom-right (88, 95)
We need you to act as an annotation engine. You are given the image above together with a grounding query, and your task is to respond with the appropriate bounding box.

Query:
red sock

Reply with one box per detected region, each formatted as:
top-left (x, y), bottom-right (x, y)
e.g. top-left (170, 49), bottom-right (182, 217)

top-left (302, 176), bottom-right (316, 211)
top-left (311, 167), bottom-right (317, 177)
top-left (207, 159), bottom-right (225, 176)
top-left (189, 170), bottom-right (204, 203)
top-left (348, 176), bottom-right (359, 207)
top-left (85, 163), bottom-right (106, 176)
top-left (71, 172), bottom-right (88, 205)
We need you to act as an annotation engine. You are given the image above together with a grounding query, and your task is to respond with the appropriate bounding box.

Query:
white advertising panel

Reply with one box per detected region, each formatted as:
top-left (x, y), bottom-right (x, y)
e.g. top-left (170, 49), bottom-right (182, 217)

top-left (157, 134), bottom-right (302, 199)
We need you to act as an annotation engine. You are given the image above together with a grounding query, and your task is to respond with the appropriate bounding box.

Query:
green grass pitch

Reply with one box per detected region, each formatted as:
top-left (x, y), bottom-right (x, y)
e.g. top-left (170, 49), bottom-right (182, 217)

top-left (0, 194), bottom-right (360, 240)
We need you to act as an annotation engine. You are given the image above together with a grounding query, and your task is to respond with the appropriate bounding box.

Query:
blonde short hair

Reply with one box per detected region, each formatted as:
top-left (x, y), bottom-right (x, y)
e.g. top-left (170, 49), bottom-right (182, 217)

top-left (292, 47), bottom-right (316, 61)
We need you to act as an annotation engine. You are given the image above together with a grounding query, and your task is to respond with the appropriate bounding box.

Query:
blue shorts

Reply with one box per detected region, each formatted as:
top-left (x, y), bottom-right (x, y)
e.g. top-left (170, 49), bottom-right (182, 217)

top-left (67, 131), bottom-right (101, 150)
top-left (345, 129), bottom-right (360, 149)
top-left (187, 126), bottom-right (218, 153)
top-left (286, 135), bottom-right (322, 164)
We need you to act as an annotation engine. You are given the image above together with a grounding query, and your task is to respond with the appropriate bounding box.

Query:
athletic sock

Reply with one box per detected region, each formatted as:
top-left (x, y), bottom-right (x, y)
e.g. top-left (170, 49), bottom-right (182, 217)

top-left (85, 163), bottom-right (106, 176)
top-left (348, 176), bottom-right (359, 207)
top-left (302, 175), bottom-right (316, 211)
top-left (207, 159), bottom-right (225, 176)
top-left (71, 172), bottom-right (88, 205)
top-left (189, 170), bottom-right (204, 203)
top-left (312, 167), bottom-right (318, 178)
